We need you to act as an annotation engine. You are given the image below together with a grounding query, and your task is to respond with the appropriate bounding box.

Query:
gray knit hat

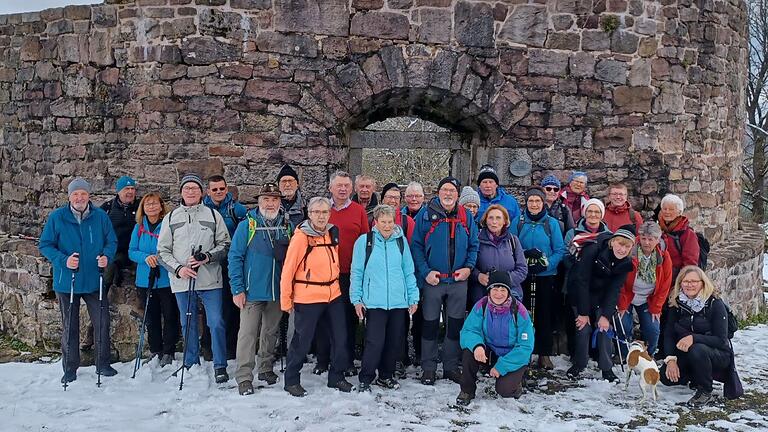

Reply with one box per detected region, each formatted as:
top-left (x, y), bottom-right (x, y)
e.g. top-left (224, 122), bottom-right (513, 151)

top-left (67, 177), bottom-right (91, 195)
top-left (179, 173), bottom-right (203, 192)
top-left (458, 186), bottom-right (481, 207)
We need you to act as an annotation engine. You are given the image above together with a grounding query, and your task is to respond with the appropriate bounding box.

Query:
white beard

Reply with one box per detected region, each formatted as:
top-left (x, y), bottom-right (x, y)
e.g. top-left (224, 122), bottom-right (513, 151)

top-left (261, 209), bottom-right (279, 221)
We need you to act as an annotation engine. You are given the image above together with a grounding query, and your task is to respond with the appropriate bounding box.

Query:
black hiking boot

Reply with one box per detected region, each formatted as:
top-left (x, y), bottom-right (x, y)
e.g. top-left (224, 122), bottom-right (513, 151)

top-left (344, 365), bottom-right (359, 377)
top-left (443, 369), bottom-right (462, 384)
top-left (394, 361), bottom-right (407, 379)
top-left (456, 391), bottom-right (474, 406)
top-left (312, 364), bottom-right (328, 375)
top-left (98, 365), bottom-right (118, 377)
top-left (687, 389), bottom-right (714, 407)
top-left (61, 371), bottom-right (77, 384)
top-left (258, 371), bottom-right (279, 385)
top-left (420, 370), bottom-right (437, 386)
top-left (328, 378), bottom-right (354, 393)
top-left (374, 377), bottom-right (400, 390)
top-left (214, 367), bottom-right (229, 384)
top-left (566, 365), bottom-right (583, 380)
top-left (602, 369), bottom-right (620, 383)
top-left (238, 380), bottom-right (254, 396)
top-left (285, 383), bottom-right (308, 397)
top-left (159, 354), bottom-right (174, 368)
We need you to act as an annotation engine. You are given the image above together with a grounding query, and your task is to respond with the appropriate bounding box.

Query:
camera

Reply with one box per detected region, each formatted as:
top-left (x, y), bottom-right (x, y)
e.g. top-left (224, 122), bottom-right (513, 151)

top-left (194, 251), bottom-right (207, 262)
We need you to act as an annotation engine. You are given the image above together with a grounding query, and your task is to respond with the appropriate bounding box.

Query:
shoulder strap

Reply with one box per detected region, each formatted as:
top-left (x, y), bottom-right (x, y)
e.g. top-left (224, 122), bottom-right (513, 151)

top-left (210, 206), bottom-right (218, 246)
top-left (517, 215), bottom-right (524, 233)
top-left (397, 236), bottom-right (405, 255)
top-left (628, 207), bottom-right (636, 223)
top-left (364, 231), bottom-right (375, 270)
top-left (247, 215), bottom-right (258, 245)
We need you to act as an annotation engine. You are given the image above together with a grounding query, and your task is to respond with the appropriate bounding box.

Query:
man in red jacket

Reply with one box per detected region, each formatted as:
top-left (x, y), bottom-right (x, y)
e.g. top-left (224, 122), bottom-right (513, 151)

top-left (604, 183), bottom-right (643, 233)
top-left (313, 171), bottom-right (369, 376)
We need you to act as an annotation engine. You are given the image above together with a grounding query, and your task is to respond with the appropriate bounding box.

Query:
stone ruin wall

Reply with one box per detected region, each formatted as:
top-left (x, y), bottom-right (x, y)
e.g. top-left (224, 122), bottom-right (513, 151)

top-left (0, 0), bottom-right (763, 352)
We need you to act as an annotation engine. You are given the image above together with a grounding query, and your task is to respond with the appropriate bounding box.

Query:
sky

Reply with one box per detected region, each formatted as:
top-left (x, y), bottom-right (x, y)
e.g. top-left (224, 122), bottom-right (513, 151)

top-left (0, 0), bottom-right (96, 15)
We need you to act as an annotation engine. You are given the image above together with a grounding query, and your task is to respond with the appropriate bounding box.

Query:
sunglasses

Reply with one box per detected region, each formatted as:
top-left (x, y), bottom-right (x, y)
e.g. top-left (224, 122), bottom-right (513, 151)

top-left (209, 187), bottom-right (226, 192)
top-left (544, 186), bottom-right (560, 192)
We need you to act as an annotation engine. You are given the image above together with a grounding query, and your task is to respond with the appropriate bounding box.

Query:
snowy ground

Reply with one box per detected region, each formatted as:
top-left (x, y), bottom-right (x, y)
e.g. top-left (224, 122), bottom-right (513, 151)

top-left (1, 325), bottom-right (767, 432)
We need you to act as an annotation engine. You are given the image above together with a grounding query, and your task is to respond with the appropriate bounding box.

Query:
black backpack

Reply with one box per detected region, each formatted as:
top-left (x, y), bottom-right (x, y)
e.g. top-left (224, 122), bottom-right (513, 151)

top-left (668, 230), bottom-right (710, 269)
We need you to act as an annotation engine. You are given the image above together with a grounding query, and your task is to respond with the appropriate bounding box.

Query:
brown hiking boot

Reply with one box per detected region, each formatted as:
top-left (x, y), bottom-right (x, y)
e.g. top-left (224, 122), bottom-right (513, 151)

top-left (537, 355), bottom-right (554, 370)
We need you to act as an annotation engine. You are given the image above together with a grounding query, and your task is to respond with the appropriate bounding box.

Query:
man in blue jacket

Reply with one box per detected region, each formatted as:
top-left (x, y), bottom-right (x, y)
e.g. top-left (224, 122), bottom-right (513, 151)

top-left (204, 174), bottom-right (248, 360)
top-left (39, 178), bottom-right (118, 384)
top-left (476, 164), bottom-right (521, 223)
top-left (228, 183), bottom-right (293, 396)
top-left (411, 177), bottom-right (479, 385)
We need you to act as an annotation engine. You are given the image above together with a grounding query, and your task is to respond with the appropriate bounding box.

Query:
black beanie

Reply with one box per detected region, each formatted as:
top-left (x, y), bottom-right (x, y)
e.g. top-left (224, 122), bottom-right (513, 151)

top-left (437, 176), bottom-right (461, 192)
top-left (276, 164), bottom-right (299, 183)
top-left (477, 164), bottom-right (500, 185)
top-left (487, 270), bottom-right (512, 294)
top-left (381, 182), bottom-right (400, 197)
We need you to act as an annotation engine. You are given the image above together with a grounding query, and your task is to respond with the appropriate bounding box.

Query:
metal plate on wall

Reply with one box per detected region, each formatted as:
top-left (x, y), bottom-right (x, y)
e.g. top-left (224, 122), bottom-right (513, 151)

top-left (509, 160), bottom-right (532, 177)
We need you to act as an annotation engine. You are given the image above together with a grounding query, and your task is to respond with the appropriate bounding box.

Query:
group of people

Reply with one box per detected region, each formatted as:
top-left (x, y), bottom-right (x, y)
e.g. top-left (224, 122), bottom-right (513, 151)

top-left (38, 163), bottom-right (739, 407)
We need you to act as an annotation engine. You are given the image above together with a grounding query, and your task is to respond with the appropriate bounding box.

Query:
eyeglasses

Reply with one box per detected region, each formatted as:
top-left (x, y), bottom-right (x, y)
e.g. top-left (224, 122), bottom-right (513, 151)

top-left (681, 279), bottom-right (703, 286)
top-left (405, 194), bottom-right (423, 199)
top-left (182, 186), bottom-right (201, 192)
top-left (544, 186), bottom-right (559, 192)
top-left (309, 210), bottom-right (330, 215)
top-left (209, 187), bottom-right (226, 192)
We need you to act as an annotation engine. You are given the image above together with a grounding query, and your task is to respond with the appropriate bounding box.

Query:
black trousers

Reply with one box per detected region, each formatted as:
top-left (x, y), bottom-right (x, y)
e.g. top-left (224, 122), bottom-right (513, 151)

top-left (284, 297), bottom-right (350, 386)
top-left (522, 275), bottom-right (555, 356)
top-left (57, 291), bottom-right (111, 373)
top-left (660, 344), bottom-right (731, 392)
top-left (136, 287), bottom-right (179, 355)
top-left (315, 274), bottom-right (355, 367)
top-left (571, 307), bottom-right (614, 371)
top-left (460, 349), bottom-right (526, 398)
top-left (359, 308), bottom-right (407, 384)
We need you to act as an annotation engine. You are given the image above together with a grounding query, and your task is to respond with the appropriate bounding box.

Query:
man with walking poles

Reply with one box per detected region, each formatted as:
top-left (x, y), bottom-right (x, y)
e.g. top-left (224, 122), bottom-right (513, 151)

top-left (157, 174), bottom-right (232, 387)
top-left (39, 178), bottom-right (118, 388)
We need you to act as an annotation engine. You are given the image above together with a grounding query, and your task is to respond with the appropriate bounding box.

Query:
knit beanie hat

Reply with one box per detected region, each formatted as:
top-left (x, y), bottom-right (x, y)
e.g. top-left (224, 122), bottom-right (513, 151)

top-left (276, 164), bottom-right (299, 183)
top-left (458, 186), bottom-right (481, 207)
top-left (437, 176), bottom-right (461, 193)
top-left (541, 174), bottom-right (561, 189)
top-left (115, 176), bottom-right (136, 193)
top-left (477, 164), bottom-right (500, 185)
top-left (67, 177), bottom-right (91, 196)
top-left (581, 198), bottom-right (605, 218)
top-left (487, 270), bottom-right (512, 295)
top-left (179, 173), bottom-right (203, 192)
top-left (381, 182), bottom-right (401, 198)
top-left (613, 224), bottom-right (637, 243)
top-left (525, 186), bottom-right (546, 202)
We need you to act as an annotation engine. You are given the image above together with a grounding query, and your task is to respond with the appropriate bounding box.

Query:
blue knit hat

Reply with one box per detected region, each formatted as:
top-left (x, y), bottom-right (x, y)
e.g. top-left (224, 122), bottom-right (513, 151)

top-left (568, 171), bottom-right (588, 183)
top-left (67, 177), bottom-right (91, 195)
top-left (541, 174), bottom-right (561, 188)
top-left (115, 176), bottom-right (136, 193)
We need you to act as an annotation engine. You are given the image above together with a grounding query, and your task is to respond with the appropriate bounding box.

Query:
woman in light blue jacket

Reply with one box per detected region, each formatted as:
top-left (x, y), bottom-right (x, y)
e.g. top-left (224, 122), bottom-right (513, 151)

top-left (128, 192), bottom-right (177, 367)
top-left (350, 205), bottom-right (419, 392)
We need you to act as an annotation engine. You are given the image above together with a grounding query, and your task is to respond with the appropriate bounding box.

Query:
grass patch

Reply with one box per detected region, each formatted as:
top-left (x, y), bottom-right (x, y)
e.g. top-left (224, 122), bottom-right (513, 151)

top-left (739, 308), bottom-right (768, 328)
top-left (0, 332), bottom-right (53, 362)
top-left (674, 390), bottom-right (768, 431)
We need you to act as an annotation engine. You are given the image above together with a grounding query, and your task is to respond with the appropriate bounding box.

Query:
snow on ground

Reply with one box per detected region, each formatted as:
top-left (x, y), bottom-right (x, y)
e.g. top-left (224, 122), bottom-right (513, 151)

top-left (2, 325), bottom-right (768, 432)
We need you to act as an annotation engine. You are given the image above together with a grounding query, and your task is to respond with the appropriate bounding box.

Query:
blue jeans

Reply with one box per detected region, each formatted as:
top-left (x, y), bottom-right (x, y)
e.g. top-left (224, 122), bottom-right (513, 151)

top-left (619, 302), bottom-right (660, 356)
top-left (175, 288), bottom-right (227, 369)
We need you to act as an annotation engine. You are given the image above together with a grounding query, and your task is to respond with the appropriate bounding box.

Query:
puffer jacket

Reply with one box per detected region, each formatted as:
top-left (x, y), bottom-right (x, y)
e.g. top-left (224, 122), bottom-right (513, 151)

top-left (349, 226), bottom-right (419, 310)
top-left (470, 228), bottom-right (528, 300)
top-left (128, 217), bottom-right (171, 289)
top-left (228, 209), bottom-right (293, 302)
top-left (461, 296), bottom-right (535, 376)
top-left (511, 211), bottom-right (566, 277)
top-left (157, 203), bottom-right (231, 293)
top-left (477, 187), bottom-right (521, 224)
top-left (664, 296), bottom-right (730, 354)
top-left (280, 221), bottom-right (341, 311)
top-left (101, 195), bottom-right (139, 254)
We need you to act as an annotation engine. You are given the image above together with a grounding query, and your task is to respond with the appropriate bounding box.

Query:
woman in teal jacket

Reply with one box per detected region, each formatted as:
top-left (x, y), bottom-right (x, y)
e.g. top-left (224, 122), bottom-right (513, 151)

top-left (457, 271), bottom-right (534, 406)
top-left (128, 192), bottom-right (177, 367)
top-left (350, 205), bottom-right (419, 392)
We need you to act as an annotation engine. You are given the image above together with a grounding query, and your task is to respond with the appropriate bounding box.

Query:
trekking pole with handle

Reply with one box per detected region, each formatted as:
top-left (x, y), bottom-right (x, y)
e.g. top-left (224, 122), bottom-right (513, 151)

top-left (97, 258), bottom-right (105, 388)
top-left (63, 254), bottom-right (79, 391)
top-left (132, 266), bottom-right (160, 378)
top-left (612, 309), bottom-right (630, 373)
top-left (173, 246), bottom-right (200, 391)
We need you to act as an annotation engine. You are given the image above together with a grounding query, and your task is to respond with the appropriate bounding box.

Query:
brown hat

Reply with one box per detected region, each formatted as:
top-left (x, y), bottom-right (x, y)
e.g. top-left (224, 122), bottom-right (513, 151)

top-left (256, 182), bottom-right (282, 198)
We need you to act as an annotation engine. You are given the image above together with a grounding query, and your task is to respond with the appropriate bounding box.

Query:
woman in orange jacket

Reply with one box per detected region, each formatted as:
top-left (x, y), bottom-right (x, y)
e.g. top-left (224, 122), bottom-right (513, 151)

top-left (280, 197), bottom-right (353, 397)
top-left (617, 221), bottom-right (673, 356)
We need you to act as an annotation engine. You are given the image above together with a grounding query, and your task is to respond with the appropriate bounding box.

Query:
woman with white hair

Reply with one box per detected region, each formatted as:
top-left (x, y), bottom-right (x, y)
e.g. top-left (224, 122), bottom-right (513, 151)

top-left (617, 221), bottom-right (673, 356)
top-left (658, 194), bottom-right (700, 281)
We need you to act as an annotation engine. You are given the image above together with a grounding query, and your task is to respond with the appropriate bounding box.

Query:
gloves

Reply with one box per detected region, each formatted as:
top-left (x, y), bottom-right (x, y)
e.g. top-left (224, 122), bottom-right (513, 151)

top-left (524, 248), bottom-right (543, 259)
top-left (526, 254), bottom-right (549, 275)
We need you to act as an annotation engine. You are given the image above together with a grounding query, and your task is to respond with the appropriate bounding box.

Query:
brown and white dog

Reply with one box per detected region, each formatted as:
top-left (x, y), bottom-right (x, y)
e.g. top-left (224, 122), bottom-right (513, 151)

top-left (625, 341), bottom-right (660, 401)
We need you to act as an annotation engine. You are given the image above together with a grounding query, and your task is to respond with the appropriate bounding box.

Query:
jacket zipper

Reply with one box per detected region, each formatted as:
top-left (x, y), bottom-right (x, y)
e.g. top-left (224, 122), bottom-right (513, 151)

top-left (384, 241), bottom-right (389, 310)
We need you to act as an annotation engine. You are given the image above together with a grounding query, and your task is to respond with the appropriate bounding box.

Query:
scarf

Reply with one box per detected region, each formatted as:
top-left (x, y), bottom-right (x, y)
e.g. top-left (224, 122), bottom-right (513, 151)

top-left (487, 295), bottom-right (513, 315)
top-left (525, 207), bottom-right (547, 222)
top-left (659, 216), bottom-right (683, 233)
top-left (637, 247), bottom-right (658, 285)
top-left (487, 227), bottom-right (508, 246)
top-left (678, 291), bottom-right (706, 312)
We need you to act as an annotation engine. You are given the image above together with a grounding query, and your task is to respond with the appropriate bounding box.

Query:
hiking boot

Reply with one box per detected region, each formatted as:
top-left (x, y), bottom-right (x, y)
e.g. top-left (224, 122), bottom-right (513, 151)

top-left (687, 389), bottom-right (714, 407)
top-left (61, 371), bottom-right (77, 384)
top-left (358, 382), bottom-right (372, 393)
top-left (97, 365), bottom-right (118, 377)
top-left (394, 362), bottom-right (407, 379)
top-left (456, 391), bottom-right (474, 406)
top-left (328, 378), bottom-right (354, 393)
top-left (421, 370), bottom-right (437, 386)
top-left (509, 385), bottom-right (523, 399)
top-left (566, 365), bottom-right (583, 380)
top-left (159, 354), bottom-right (174, 368)
top-left (443, 369), bottom-right (462, 384)
top-left (238, 380), bottom-right (254, 396)
top-left (214, 367), bottom-right (229, 384)
top-left (602, 369), bottom-right (620, 383)
top-left (344, 365), bottom-right (359, 377)
top-left (479, 363), bottom-right (491, 377)
top-left (257, 371), bottom-right (279, 385)
top-left (312, 364), bottom-right (328, 375)
top-left (285, 383), bottom-right (308, 397)
top-left (374, 377), bottom-right (400, 390)
top-left (538, 356), bottom-right (554, 370)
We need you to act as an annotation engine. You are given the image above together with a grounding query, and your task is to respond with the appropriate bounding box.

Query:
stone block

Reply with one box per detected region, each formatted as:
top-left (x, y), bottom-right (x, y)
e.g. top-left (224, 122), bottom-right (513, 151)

top-left (92, 6), bottom-right (118, 28)
top-left (89, 31), bottom-right (113, 66)
top-left (274, 0), bottom-right (349, 37)
top-left (243, 79), bottom-right (301, 103)
top-left (569, 52), bottom-right (595, 78)
top-left (546, 32), bottom-right (581, 51)
top-left (595, 59), bottom-right (627, 84)
top-left (613, 86), bottom-right (652, 114)
top-left (499, 4), bottom-right (548, 48)
top-left (204, 78), bottom-right (245, 96)
top-left (256, 31), bottom-right (318, 58)
top-left (610, 30), bottom-right (639, 54)
top-left (581, 30), bottom-right (610, 51)
top-left (350, 11), bottom-right (409, 40)
top-left (181, 38), bottom-right (240, 65)
top-left (417, 8), bottom-right (452, 44)
top-left (455, 1), bottom-right (494, 47)
top-left (528, 49), bottom-right (569, 77)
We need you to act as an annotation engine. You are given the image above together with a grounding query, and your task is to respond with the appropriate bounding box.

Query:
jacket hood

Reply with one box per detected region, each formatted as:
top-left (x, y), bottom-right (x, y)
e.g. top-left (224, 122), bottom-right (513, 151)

top-left (203, 193), bottom-right (234, 209)
top-left (606, 201), bottom-right (632, 214)
top-left (298, 220), bottom-right (335, 237)
top-left (425, 196), bottom-right (457, 219)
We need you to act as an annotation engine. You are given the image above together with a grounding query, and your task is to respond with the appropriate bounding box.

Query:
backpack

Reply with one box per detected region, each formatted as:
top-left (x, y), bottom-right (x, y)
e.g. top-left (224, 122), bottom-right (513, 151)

top-left (228, 200), bottom-right (246, 226)
top-left (363, 231), bottom-right (405, 272)
top-left (668, 230), bottom-right (710, 269)
top-left (296, 225), bottom-right (340, 273)
top-left (517, 215), bottom-right (552, 240)
top-left (424, 205), bottom-right (470, 243)
top-left (703, 299), bottom-right (739, 339)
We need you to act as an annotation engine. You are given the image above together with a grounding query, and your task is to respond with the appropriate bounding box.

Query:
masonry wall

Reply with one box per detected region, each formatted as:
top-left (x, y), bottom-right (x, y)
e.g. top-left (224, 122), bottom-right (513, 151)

top-left (0, 0), bottom-right (762, 351)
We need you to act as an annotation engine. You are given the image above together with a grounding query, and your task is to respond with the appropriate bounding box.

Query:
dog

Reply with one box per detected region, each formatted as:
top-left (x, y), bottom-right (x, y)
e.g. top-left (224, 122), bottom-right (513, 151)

top-left (624, 340), bottom-right (660, 401)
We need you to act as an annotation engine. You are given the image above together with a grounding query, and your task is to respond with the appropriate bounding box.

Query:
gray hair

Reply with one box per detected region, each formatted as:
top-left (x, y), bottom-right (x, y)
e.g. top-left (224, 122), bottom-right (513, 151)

top-left (329, 170), bottom-right (352, 185)
top-left (307, 196), bottom-right (332, 212)
top-left (405, 181), bottom-right (424, 196)
top-left (355, 174), bottom-right (376, 187)
top-left (372, 204), bottom-right (396, 221)
top-left (661, 194), bottom-right (685, 213)
top-left (637, 221), bottom-right (663, 239)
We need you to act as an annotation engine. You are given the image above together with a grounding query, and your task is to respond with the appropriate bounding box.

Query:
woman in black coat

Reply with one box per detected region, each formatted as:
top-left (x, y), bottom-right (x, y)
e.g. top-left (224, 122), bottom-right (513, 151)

top-left (660, 265), bottom-right (734, 407)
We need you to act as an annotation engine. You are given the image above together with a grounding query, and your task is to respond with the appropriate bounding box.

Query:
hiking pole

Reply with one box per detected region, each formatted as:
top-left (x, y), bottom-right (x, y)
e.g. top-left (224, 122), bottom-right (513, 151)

top-left (97, 258), bottom-right (105, 388)
top-left (177, 275), bottom-right (196, 391)
top-left (611, 314), bottom-right (625, 373)
top-left (132, 267), bottom-right (159, 378)
top-left (530, 275), bottom-right (537, 323)
top-left (63, 254), bottom-right (79, 392)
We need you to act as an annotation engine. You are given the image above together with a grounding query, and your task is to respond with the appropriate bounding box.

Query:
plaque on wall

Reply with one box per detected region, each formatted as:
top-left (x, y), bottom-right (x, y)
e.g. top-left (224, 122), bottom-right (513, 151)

top-left (509, 160), bottom-right (532, 177)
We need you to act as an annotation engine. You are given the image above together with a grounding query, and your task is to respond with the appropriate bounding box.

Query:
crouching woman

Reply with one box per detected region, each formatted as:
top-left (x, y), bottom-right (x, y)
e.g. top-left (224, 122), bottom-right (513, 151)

top-left (456, 271), bottom-right (534, 406)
